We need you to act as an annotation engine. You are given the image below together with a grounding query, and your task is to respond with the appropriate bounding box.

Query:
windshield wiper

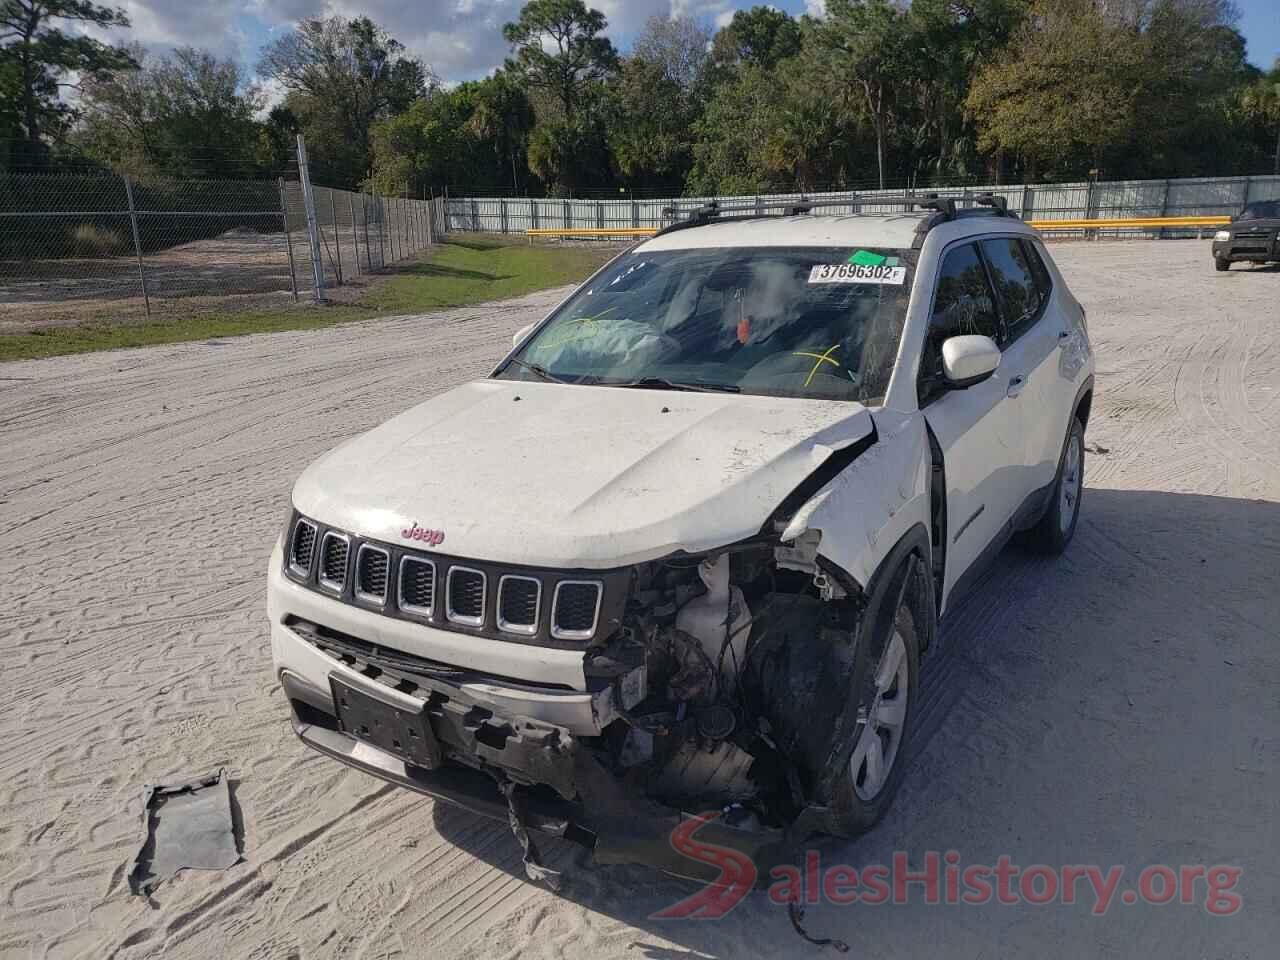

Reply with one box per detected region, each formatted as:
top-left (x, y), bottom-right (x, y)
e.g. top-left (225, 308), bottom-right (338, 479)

top-left (607, 377), bottom-right (740, 393)
top-left (508, 359), bottom-right (567, 384)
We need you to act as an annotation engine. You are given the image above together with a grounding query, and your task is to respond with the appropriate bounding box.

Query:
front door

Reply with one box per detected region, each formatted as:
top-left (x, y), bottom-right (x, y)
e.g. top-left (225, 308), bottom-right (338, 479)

top-left (918, 241), bottom-right (1027, 609)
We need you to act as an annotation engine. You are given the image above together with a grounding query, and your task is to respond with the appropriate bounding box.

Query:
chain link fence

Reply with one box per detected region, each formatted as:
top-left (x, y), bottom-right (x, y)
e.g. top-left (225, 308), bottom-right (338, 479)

top-left (0, 166), bottom-right (447, 328)
top-left (284, 183), bottom-right (445, 298)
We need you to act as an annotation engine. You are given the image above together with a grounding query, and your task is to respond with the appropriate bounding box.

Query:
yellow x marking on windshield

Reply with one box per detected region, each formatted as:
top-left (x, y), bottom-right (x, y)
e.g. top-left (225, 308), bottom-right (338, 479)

top-left (792, 344), bottom-right (842, 387)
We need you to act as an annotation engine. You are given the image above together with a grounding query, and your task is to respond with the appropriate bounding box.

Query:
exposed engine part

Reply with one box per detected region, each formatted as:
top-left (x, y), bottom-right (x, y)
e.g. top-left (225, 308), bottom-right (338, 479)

top-left (665, 627), bottom-right (719, 705)
top-left (651, 738), bottom-right (757, 803)
top-left (696, 704), bottom-right (736, 740)
top-left (674, 553), bottom-right (751, 695)
top-left (595, 543), bottom-right (865, 818)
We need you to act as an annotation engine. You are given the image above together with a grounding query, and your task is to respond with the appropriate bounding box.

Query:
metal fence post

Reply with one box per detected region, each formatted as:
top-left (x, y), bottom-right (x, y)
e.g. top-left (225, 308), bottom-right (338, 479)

top-left (348, 193), bottom-right (360, 277)
top-left (388, 199), bottom-right (397, 262)
top-left (279, 178), bottom-right (299, 301)
top-left (1157, 179), bottom-right (1171, 239)
top-left (329, 191), bottom-right (343, 285)
top-left (122, 175), bottom-right (151, 317)
top-left (377, 197), bottom-right (386, 266)
top-left (295, 134), bottom-right (327, 302)
top-left (361, 194), bottom-right (373, 270)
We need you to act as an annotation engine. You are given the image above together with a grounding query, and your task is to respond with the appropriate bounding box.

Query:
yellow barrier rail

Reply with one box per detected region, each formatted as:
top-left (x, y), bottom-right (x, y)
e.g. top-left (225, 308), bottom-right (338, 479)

top-left (526, 227), bottom-right (659, 239)
top-left (1028, 216), bottom-right (1229, 229)
top-left (524, 215), bottom-right (1231, 242)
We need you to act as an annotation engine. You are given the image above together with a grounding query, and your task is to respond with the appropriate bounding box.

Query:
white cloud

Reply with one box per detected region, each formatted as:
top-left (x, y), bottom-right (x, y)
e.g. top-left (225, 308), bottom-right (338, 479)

top-left (805, 0), bottom-right (827, 18)
top-left (78, 0), bottom-right (797, 86)
top-left (82, 0), bottom-right (246, 59)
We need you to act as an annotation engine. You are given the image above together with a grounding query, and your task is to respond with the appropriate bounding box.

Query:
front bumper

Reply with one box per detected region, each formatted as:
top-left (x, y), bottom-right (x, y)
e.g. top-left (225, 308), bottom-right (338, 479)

top-left (279, 668), bottom-right (793, 885)
top-left (1213, 238), bottom-right (1279, 262)
top-left (269, 540), bottom-right (792, 883)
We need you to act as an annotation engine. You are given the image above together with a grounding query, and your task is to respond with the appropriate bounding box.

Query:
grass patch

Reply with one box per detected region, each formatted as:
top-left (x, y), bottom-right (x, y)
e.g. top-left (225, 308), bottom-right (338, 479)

top-left (0, 235), bottom-right (616, 363)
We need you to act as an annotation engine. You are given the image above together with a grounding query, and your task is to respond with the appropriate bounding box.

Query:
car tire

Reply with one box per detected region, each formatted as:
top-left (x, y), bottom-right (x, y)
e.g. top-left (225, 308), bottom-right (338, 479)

top-left (1024, 417), bottom-right (1084, 555)
top-left (1215, 258), bottom-right (1230, 272)
top-left (822, 594), bottom-right (921, 839)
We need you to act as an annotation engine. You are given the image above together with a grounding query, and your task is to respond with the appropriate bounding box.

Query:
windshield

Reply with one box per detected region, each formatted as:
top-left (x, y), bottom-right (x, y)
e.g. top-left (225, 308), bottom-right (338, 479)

top-left (495, 246), bottom-right (915, 402)
top-left (1238, 201), bottom-right (1280, 221)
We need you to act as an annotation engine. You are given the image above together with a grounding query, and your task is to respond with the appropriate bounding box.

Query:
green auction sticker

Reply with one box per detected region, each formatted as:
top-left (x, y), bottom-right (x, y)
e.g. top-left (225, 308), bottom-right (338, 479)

top-left (848, 250), bottom-right (887, 267)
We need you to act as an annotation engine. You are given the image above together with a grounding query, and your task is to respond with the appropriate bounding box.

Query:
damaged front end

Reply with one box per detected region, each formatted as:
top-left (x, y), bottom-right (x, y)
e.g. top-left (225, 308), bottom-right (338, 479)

top-left (282, 529), bottom-right (899, 887)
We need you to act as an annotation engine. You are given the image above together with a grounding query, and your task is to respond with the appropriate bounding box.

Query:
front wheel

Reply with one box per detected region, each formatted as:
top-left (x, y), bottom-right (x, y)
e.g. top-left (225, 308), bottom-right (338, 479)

top-left (1215, 258), bottom-right (1230, 272)
top-left (823, 598), bottom-right (921, 838)
top-left (1023, 417), bottom-right (1084, 554)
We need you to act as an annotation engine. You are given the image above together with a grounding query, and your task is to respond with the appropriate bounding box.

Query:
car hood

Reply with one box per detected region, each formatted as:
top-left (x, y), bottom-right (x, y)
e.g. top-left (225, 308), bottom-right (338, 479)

top-left (292, 379), bottom-right (875, 568)
top-left (1227, 218), bottom-right (1280, 232)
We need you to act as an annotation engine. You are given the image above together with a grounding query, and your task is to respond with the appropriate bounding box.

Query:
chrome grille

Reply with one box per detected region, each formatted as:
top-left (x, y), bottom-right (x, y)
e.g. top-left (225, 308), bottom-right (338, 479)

top-left (446, 567), bottom-right (486, 626)
top-left (398, 556), bottom-right (436, 616)
top-left (355, 545), bottom-right (390, 603)
top-left (318, 533), bottom-right (350, 592)
top-left (497, 576), bottom-right (540, 635)
top-left (286, 515), bottom-right (618, 646)
top-left (290, 519), bottom-right (317, 574)
top-left (552, 581), bottom-right (602, 639)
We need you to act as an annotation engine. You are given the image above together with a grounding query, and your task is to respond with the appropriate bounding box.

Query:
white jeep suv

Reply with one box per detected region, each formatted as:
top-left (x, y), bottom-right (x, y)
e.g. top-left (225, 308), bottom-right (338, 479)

top-left (267, 196), bottom-right (1094, 882)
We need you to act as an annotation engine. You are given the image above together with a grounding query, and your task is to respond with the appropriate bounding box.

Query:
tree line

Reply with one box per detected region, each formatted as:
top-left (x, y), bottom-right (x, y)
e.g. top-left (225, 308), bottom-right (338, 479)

top-left (2, 0), bottom-right (1278, 196)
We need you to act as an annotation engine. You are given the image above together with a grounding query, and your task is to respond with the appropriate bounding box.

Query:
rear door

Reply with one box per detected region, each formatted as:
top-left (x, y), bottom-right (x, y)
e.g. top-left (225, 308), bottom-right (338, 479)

top-left (918, 242), bottom-right (1025, 604)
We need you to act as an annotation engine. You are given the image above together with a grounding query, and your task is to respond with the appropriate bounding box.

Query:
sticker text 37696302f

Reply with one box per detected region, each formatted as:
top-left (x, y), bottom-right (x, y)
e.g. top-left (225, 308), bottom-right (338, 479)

top-left (808, 263), bottom-right (906, 285)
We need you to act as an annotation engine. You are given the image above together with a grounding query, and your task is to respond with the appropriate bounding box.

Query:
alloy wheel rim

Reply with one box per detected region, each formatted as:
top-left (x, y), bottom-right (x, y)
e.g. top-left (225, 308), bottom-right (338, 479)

top-left (1060, 433), bottom-right (1082, 534)
top-left (850, 629), bottom-right (910, 801)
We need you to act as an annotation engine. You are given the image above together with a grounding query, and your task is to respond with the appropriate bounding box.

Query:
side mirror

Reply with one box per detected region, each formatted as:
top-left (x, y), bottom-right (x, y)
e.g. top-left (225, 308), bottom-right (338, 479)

top-left (512, 322), bottom-right (537, 348)
top-left (941, 335), bottom-right (1001, 389)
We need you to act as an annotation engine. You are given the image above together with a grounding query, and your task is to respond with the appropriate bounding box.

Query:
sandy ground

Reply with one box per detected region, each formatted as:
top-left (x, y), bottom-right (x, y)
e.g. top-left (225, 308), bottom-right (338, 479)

top-left (1, 240), bottom-right (1277, 959)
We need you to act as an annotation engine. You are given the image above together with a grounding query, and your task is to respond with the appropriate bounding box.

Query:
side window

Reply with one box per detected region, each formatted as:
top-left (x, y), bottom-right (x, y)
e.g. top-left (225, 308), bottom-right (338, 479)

top-left (1022, 239), bottom-right (1054, 303)
top-left (981, 238), bottom-right (1044, 341)
top-left (919, 243), bottom-right (1000, 404)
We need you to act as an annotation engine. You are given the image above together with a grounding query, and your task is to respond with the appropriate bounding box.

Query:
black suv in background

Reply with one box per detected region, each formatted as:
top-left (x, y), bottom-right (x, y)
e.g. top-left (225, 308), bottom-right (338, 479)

top-left (1213, 200), bottom-right (1280, 271)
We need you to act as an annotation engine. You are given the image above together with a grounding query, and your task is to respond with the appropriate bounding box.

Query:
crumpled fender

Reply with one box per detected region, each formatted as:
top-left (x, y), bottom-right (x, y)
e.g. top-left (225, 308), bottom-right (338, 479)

top-left (779, 409), bottom-right (933, 588)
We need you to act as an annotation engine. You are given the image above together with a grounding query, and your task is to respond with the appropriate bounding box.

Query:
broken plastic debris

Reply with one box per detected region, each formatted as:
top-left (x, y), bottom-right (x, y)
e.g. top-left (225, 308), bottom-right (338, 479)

top-left (128, 768), bottom-right (242, 897)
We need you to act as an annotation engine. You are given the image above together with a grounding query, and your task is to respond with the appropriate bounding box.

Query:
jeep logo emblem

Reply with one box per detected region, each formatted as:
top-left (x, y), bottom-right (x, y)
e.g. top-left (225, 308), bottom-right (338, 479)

top-left (402, 523), bottom-right (445, 547)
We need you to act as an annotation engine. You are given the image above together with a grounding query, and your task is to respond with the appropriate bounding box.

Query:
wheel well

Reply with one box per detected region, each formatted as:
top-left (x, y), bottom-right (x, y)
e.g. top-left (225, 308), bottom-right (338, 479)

top-left (1075, 389), bottom-right (1093, 432)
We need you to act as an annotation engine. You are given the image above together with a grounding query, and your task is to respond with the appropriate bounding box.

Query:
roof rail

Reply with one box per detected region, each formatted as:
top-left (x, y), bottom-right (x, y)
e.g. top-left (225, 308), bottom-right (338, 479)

top-left (975, 193), bottom-right (1011, 216)
top-left (914, 196), bottom-right (957, 219)
top-left (653, 191), bottom-right (1018, 237)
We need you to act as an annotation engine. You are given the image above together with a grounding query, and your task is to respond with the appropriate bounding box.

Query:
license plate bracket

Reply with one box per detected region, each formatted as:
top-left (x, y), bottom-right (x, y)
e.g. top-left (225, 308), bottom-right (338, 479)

top-left (330, 676), bottom-right (442, 769)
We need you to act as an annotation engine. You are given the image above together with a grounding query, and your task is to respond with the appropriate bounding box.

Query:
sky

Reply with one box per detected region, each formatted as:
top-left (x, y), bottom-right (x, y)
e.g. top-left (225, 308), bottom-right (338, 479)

top-left (99, 0), bottom-right (1280, 90)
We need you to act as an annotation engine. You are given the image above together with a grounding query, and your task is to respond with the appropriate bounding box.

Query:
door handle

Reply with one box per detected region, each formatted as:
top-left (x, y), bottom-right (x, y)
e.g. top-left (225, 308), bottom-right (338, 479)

top-left (1007, 375), bottom-right (1025, 398)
